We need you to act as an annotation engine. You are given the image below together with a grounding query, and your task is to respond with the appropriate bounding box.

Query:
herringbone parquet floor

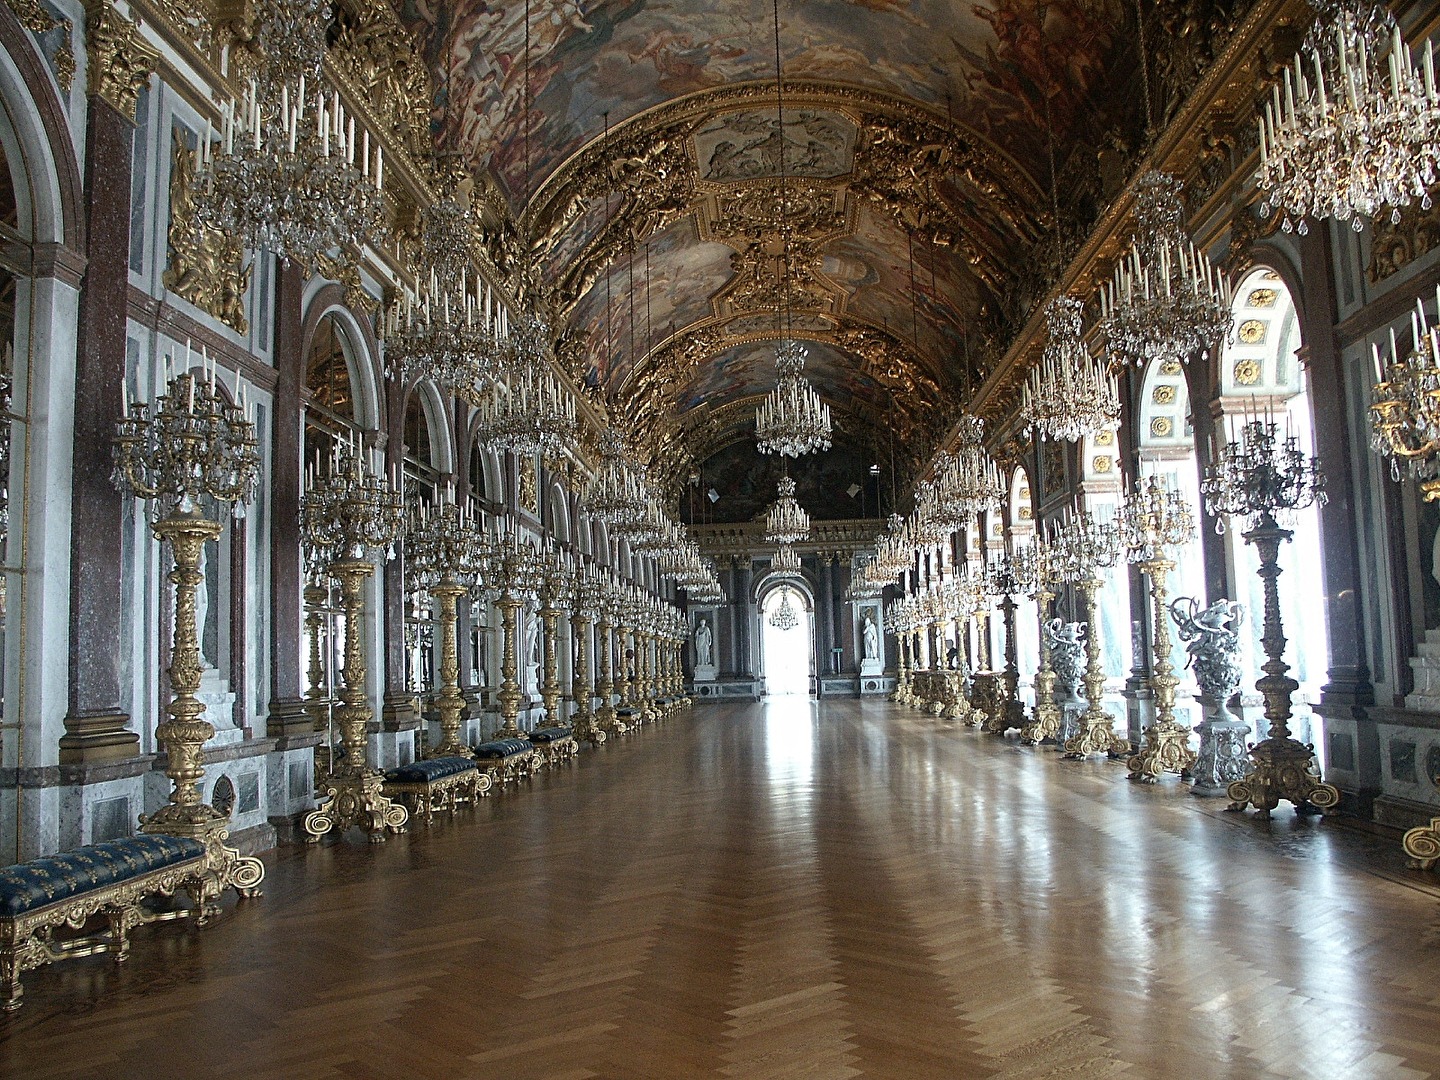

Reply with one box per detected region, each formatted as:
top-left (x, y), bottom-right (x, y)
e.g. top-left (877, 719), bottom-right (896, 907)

top-left (4, 697), bottom-right (1440, 1079)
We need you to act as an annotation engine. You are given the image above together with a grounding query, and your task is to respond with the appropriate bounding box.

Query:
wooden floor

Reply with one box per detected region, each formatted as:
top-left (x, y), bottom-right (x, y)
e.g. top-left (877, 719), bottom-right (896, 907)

top-left (4, 698), bottom-right (1440, 1079)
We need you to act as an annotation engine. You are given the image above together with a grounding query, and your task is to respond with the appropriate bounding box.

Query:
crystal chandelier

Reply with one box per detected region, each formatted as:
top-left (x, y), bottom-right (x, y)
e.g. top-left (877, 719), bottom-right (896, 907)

top-left (300, 443), bottom-right (405, 566)
top-left (769, 587), bottom-right (801, 630)
top-left (1022, 296), bottom-right (1121, 442)
top-left (772, 544), bottom-right (801, 574)
top-left (584, 429), bottom-right (649, 532)
top-left (196, 0), bottom-right (385, 267)
top-left (472, 358), bottom-right (577, 457)
top-left (872, 513), bottom-right (914, 581)
top-left (1097, 172), bottom-right (1233, 368)
top-left (384, 171), bottom-right (496, 404)
top-left (756, 341), bottom-right (833, 457)
top-left (1258, 0), bottom-right (1440, 234)
top-left (765, 476), bottom-right (811, 544)
top-left (944, 415), bottom-right (1005, 522)
top-left (1370, 295), bottom-right (1440, 499)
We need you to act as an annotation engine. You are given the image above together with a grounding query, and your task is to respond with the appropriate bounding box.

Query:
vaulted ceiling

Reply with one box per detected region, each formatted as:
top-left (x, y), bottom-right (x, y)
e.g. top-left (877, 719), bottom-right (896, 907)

top-left (397, 0), bottom-right (1149, 502)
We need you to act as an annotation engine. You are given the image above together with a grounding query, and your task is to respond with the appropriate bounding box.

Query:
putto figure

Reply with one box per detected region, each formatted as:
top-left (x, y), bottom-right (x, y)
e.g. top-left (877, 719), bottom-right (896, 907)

top-left (1171, 597), bottom-right (1250, 795)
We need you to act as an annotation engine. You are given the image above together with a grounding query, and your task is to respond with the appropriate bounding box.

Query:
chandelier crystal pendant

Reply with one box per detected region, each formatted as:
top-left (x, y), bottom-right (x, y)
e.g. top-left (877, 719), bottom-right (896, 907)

top-left (769, 586), bottom-right (801, 630)
top-left (765, 476), bottom-right (811, 544)
top-left (756, 341), bottom-right (834, 457)
top-left (1257, 0), bottom-right (1440, 235)
top-left (196, 0), bottom-right (385, 267)
top-left (1097, 172), bottom-right (1233, 368)
top-left (1022, 296), bottom-right (1121, 442)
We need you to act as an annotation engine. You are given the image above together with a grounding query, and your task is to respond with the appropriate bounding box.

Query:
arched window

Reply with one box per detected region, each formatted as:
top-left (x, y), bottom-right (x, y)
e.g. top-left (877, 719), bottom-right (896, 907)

top-left (401, 389), bottom-right (440, 503)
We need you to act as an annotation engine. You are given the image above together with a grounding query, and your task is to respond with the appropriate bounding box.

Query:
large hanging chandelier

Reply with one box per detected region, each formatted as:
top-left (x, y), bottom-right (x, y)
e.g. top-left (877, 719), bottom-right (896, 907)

top-left (872, 512), bottom-right (913, 581)
top-left (765, 476), bottom-right (811, 544)
top-left (196, 0), bottom-right (384, 267)
top-left (769, 587), bottom-right (801, 630)
top-left (1258, 0), bottom-right (1440, 235)
top-left (1022, 296), bottom-right (1121, 442)
top-left (1097, 172), bottom-right (1233, 368)
top-left (944, 415), bottom-right (1005, 522)
top-left (584, 429), bottom-right (648, 531)
top-left (756, 341), bottom-right (833, 457)
top-left (772, 543), bottom-right (801, 574)
top-left (752, 0), bottom-right (832, 461)
top-left (473, 358), bottom-right (577, 456)
top-left (384, 168), bottom-right (496, 403)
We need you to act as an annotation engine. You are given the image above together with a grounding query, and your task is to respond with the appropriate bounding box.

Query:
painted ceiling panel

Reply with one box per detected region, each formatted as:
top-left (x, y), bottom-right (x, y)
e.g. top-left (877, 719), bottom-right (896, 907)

top-left (404, 0), bottom-right (1131, 204)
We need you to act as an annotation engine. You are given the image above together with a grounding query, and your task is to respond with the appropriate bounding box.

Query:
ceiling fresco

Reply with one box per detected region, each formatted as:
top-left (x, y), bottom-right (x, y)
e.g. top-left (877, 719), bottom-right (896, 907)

top-left (393, 0), bottom-right (1158, 489)
top-left (402, 0), bottom-right (1132, 205)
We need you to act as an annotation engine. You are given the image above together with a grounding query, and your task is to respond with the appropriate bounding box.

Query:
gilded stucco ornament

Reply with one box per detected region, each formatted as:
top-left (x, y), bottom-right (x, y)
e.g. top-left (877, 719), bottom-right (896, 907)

top-left (164, 135), bottom-right (251, 333)
top-left (8, 0), bottom-right (74, 91)
top-left (85, 0), bottom-right (159, 121)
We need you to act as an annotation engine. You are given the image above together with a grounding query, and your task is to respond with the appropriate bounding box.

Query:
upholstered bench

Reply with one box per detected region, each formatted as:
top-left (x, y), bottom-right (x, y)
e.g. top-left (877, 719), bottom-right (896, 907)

top-left (616, 706), bottom-right (641, 731)
top-left (0, 835), bottom-right (210, 1011)
top-left (383, 756), bottom-right (489, 825)
top-left (473, 737), bottom-right (536, 784)
top-left (526, 726), bottom-right (578, 769)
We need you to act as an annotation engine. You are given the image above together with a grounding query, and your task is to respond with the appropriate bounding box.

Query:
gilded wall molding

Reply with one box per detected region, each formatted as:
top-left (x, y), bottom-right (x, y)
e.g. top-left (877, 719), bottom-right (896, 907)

top-left (6, 0), bottom-right (74, 91)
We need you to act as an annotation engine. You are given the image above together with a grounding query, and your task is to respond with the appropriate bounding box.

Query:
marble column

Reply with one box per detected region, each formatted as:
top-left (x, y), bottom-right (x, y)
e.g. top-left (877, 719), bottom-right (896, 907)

top-left (734, 558), bottom-right (753, 677)
top-left (820, 555), bottom-right (836, 674)
top-left (265, 262), bottom-right (310, 736)
top-left (60, 83), bottom-right (147, 762)
top-left (1293, 232), bottom-right (1374, 711)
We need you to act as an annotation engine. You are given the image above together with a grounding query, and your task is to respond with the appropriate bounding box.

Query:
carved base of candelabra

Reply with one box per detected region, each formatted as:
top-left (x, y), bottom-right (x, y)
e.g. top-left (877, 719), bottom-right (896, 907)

top-left (944, 671), bottom-right (968, 722)
top-left (1020, 672), bottom-right (1061, 745)
top-left (1126, 718), bottom-right (1195, 782)
top-left (968, 673), bottom-right (998, 729)
top-left (1190, 712), bottom-right (1251, 795)
top-left (303, 770), bottom-right (408, 843)
top-left (1063, 708), bottom-right (1128, 759)
top-left (1225, 737), bottom-right (1340, 817)
top-left (1403, 817), bottom-right (1440, 870)
top-left (141, 815), bottom-right (265, 904)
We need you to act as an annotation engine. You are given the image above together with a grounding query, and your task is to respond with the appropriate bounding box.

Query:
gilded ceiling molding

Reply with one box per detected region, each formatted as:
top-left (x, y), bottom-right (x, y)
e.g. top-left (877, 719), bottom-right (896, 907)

top-left (85, 1), bottom-right (160, 121)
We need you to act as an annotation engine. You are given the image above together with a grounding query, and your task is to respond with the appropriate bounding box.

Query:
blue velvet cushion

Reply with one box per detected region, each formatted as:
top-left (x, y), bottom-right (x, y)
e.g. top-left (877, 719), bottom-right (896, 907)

top-left (386, 756), bottom-right (476, 783)
top-left (474, 737), bottom-right (533, 759)
top-left (527, 727), bottom-right (573, 744)
top-left (616, 707), bottom-right (638, 717)
top-left (0, 835), bottom-right (206, 917)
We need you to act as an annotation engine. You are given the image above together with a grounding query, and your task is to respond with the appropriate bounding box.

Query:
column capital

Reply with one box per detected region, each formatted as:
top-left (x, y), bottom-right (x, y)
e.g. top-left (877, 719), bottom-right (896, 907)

top-left (85, 2), bottom-right (158, 122)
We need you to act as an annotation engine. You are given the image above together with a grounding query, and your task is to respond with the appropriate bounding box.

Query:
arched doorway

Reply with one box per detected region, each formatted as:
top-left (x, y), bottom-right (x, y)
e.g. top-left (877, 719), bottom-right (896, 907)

top-left (759, 579), bottom-right (815, 697)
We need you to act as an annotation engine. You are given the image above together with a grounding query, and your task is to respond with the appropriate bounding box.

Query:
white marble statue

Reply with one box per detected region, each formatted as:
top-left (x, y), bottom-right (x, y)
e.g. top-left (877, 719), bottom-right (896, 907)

top-left (695, 618), bottom-right (713, 668)
top-left (1171, 596), bottom-right (1250, 794)
top-left (862, 611), bottom-right (879, 660)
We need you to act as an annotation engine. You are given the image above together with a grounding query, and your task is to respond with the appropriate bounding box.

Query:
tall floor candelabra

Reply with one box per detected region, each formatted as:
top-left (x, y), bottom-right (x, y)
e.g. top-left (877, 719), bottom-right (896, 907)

top-left (596, 580), bottom-right (622, 733)
top-left (1120, 476), bottom-right (1199, 782)
top-left (1203, 418), bottom-right (1339, 816)
top-left (539, 547), bottom-right (575, 724)
top-left (1057, 508), bottom-right (1129, 759)
top-left (300, 445), bottom-right (406, 842)
top-left (113, 360), bottom-right (265, 894)
top-left (571, 567), bottom-right (604, 743)
top-left (1015, 539), bottom-right (1063, 745)
top-left (404, 492), bottom-right (489, 758)
top-left (486, 520), bottom-right (541, 740)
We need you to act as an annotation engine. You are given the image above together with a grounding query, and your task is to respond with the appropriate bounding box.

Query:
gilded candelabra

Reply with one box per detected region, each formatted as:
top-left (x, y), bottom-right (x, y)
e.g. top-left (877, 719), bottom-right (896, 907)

top-left (570, 567), bottom-right (604, 743)
top-left (1056, 508), bottom-right (1129, 760)
top-left (1015, 540), bottom-right (1063, 745)
top-left (596, 575), bottom-right (624, 734)
top-left (538, 547), bottom-right (575, 724)
top-left (1203, 418), bottom-right (1339, 816)
top-left (303, 572), bottom-right (333, 736)
top-left (404, 492), bottom-right (490, 758)
top-left (484, 519), bottom-right (541, 740)
top-left (112, 360), bottom-right (265, 894)
top-left (984, 557), bottom-right (1024, 734)
top-left (1119, 476), bottom-right (1199, 782)
top-left (299, 445), bottom-right (406, 842)
top-left (1370, 304), bottom-right (1440, 501)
